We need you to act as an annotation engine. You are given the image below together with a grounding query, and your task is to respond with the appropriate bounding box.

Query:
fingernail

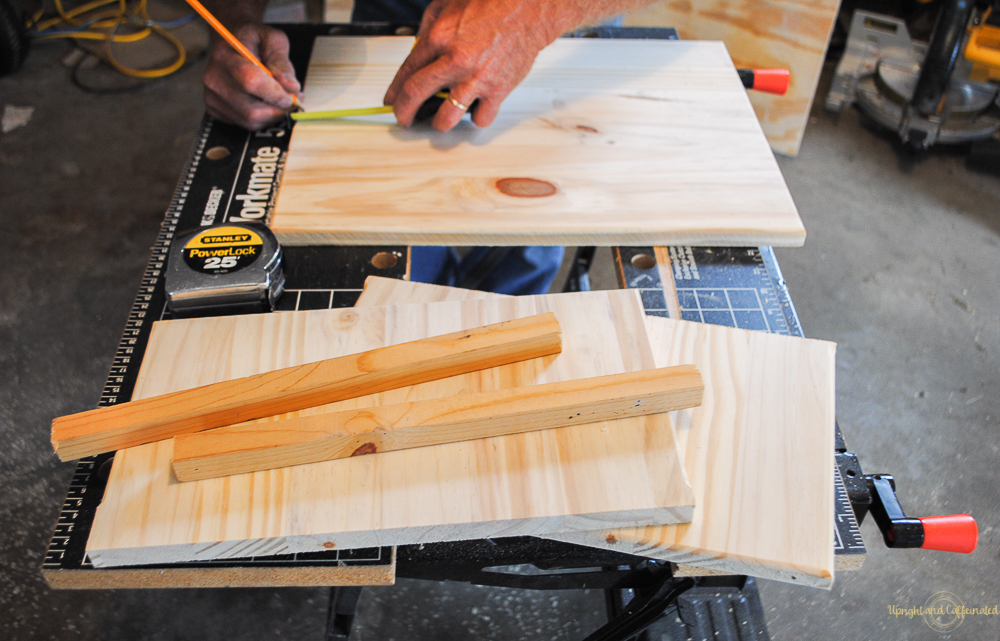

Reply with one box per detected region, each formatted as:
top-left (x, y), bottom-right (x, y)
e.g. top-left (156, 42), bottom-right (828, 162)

top-left (277, 96), bottom-right (294, 109)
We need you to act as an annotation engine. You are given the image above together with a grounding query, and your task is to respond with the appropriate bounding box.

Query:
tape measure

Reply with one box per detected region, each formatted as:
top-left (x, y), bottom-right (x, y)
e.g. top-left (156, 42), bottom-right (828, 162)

top-left (165, 223), bottom-right (285, 314)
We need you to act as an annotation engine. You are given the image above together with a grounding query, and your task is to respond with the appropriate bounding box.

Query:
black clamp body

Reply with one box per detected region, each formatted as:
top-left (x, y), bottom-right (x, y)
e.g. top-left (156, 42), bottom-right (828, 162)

top-left (862, 474), bottom-right (977, 553)
top-left (865, 475), bottom-right (925, 548)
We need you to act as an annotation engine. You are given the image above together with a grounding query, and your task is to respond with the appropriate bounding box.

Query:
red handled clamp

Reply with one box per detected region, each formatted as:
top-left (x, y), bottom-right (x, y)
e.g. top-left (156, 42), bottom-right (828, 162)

top-left (865, 474), bottom-right (978, 554)
top-left (736, 68), bottom-right (790, 95)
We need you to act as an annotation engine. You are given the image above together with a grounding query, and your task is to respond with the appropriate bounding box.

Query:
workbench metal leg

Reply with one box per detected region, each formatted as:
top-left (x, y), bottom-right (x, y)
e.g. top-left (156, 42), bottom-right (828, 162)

top-left (604, 586), bottom-right (634, 621)
top-left (583, 577), bottom-right (695, 641)
top-left (563, 246), bottom-right (597, 292)
top-left (639, 577), bottom-right (771, 641)
top-left (592, 576), bottom-right (772, 641)
top-left (603, 563), bottom-right (637, 634)
top-left (325, 586), bottom-right (363, 641)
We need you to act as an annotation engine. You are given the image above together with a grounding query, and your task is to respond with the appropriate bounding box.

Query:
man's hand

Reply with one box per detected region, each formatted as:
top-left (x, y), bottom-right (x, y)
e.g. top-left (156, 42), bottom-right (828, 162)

top-left (203, 24), bottom-right (301, 131)
top-left (383, 0), bottom-right (565, 132)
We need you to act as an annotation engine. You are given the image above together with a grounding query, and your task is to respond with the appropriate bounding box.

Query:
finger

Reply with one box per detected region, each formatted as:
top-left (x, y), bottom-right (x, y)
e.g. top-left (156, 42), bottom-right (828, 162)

top-left (432, 89), bottom-right (474, 132)
top-left (205, 88), bottom-right (250, 128)
top-left (390, 57), bottom-right (465, 126)
top-left (207, 40), bottom-right (295, 110)
top-left (205, 79), bottom-right (288, 130)
top-left (259, 29), bottom-right (301, 93)
top-left (384, 38), bottom-right (440, 106)
top-left (469, 95), bottom-right (500, 128)
top-left (228, 55), bottom-right (296, 109)
top-left (417, 0), bottom-right (444, 37)
top-left (224, 25), bottom-right (297, 106)
top-left (202, 30), bottom-right (292, 130)
top-left (206, 86), bottom-right (287, 130)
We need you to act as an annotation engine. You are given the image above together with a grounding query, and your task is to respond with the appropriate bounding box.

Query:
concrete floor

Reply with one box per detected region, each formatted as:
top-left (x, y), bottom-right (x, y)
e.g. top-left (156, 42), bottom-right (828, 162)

top-left (2, 33), bottom-right (999, 641)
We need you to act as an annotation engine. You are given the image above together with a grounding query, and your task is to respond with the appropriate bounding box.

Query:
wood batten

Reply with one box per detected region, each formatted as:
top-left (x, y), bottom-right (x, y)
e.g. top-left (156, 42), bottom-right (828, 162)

top-left (172, 365), bottom-right (705, 481)
top-left (52, 313), bottom-right (562, 460)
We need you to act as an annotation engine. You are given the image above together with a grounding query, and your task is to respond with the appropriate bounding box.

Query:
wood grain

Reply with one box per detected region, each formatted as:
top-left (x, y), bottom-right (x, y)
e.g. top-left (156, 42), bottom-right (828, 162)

top-left (360, 276), bottom-right (494, 306)
top-left (52, 314), bottom-right (561, 461)
top-left (270, 37), bottom-right (804, 247)
top-left (86, 290), bottom-right (695, 567)
top-left (323, 0), bottom-right (353, 22)
top-left (171, 365), bottom-right (705, 481)
top-left (555, 316), bottom-right (836, 587)
top-left (622, 0), bottom-right (841, 156)
top-left (357, 278), bottom-right (837, 587)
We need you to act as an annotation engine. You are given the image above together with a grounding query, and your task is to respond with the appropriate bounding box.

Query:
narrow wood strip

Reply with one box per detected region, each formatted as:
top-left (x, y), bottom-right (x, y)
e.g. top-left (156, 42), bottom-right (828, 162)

top-left (43, 552), bottom-right (396, 589)
top-left (52, 313), bottom-right (562, 461)
top-left (172, 365), bottom-right (704, 482)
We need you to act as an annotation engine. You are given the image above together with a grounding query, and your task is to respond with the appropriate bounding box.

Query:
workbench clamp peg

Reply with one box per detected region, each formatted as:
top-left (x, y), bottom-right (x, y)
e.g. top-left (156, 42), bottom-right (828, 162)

top-left (864, 474), bottom-right (978, 554)
top-left (736, 68), bottom-right (790, 95)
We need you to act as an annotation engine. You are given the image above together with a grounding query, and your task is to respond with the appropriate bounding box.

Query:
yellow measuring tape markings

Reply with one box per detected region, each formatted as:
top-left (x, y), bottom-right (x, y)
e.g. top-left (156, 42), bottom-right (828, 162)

top-left (291, 91), bottom-right (451, 121)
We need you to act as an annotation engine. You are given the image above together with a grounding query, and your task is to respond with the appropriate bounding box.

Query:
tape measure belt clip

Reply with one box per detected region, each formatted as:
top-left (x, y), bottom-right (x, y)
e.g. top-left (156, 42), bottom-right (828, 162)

top-left (165, 223), bottom-right (285, 313)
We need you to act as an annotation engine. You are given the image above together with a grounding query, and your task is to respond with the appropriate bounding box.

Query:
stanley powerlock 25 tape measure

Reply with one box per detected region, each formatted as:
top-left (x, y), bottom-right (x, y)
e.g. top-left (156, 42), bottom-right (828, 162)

top-left (165, 223), bottom-right (285, 314)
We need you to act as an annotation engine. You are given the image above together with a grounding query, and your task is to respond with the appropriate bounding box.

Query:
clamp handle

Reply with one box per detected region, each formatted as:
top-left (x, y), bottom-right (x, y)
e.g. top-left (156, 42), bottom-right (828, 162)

top-left (867, 475), bottom-right (978, 554)
top-left (919, 514), bottom-right (979, 554)
top-left (736, 68), bottom-right (790, 95)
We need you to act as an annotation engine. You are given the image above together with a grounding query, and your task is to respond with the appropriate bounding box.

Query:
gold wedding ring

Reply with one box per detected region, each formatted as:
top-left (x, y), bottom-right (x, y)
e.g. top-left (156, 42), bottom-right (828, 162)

top-left (448, 95), bottom-right (469, 111)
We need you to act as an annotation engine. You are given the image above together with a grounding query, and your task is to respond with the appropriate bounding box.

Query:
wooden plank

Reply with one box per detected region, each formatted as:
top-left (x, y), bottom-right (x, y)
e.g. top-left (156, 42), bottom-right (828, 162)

top-left (554, 316), bottom-right (836, 587)
top-left (359, 276), bottom-right (497, 306)
top-left (360, 276), bottom-right (494, 306)
top-left (43, 551), bottom-right (395, 589)
top-left (622, 0), bottom-right (841, 157)
top-left (356, 278), bottom-right (837, 587)
top-left (52, 314), bottom-right (561, 461)
top-left (172, 366), bottom-right (705, 481)
top-left (269, 37), bottom-right (804, 247)
top-left (323, 0), bottom-right (353, 22)
top-left (85, 290), bottom-right (695, 567)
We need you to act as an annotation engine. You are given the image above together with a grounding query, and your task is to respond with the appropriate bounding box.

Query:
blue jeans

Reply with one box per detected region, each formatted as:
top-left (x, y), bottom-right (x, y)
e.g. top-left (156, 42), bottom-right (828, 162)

top-left (410, 246), bottom-right (565, 296)
top-left (352, 0), bottom-right (565, 296)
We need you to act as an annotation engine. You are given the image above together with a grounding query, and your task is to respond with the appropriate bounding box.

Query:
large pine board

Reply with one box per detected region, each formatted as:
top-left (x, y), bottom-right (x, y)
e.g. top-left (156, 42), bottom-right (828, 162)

top-left (556, 316), bottom-right (836, 587)
top-left (623, 0), bottom-right (841, 157)
top-left (357, 277), bottom-right (836, 587)
top-left (86, 290), bottom-right (695, 567)
top-left (270, 37), bottom-right (804, 247)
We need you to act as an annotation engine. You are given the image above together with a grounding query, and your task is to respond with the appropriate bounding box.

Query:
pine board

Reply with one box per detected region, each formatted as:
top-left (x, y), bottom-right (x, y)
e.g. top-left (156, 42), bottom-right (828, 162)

top-left (323, 0), bottom-right (352, 22)
top-left (357, 277), bottom-right (837, 587)
top-left (270, 37), bottom-right (804, 247)
top-left (555, 316), bottom-right (836, 587)
top-left (623, 0), bottom-right (841, 157)
top-left (86, 290), bottom-right (695, 567)
top-left (359, 276), bottom-right (494, 306)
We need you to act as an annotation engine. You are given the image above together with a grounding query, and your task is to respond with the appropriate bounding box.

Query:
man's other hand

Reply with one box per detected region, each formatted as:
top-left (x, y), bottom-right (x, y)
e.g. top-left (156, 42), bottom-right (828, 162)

top-left (383, 0), bottom-right (562, 132)
top-left (203, 24), bottom-right (301, 131)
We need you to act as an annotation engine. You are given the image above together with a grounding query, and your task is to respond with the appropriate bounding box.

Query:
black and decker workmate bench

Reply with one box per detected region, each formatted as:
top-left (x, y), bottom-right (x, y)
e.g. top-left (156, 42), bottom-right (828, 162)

top-left (41, 24), bottom-right (873, 641)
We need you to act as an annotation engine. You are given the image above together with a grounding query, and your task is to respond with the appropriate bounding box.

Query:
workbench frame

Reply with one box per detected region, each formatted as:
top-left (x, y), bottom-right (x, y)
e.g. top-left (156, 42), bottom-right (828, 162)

top-left (42, 24), bottom-right (868, 641)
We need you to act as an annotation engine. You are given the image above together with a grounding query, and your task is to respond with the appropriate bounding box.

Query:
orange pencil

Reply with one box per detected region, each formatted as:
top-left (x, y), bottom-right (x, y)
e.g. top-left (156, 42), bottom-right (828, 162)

top-left (182, 0), bottom-right (301, 110)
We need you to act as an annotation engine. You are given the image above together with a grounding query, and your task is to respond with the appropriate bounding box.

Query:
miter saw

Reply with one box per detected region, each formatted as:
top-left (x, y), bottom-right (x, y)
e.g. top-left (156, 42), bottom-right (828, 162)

top-left (827, 1), bottom-right (1000, 150)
